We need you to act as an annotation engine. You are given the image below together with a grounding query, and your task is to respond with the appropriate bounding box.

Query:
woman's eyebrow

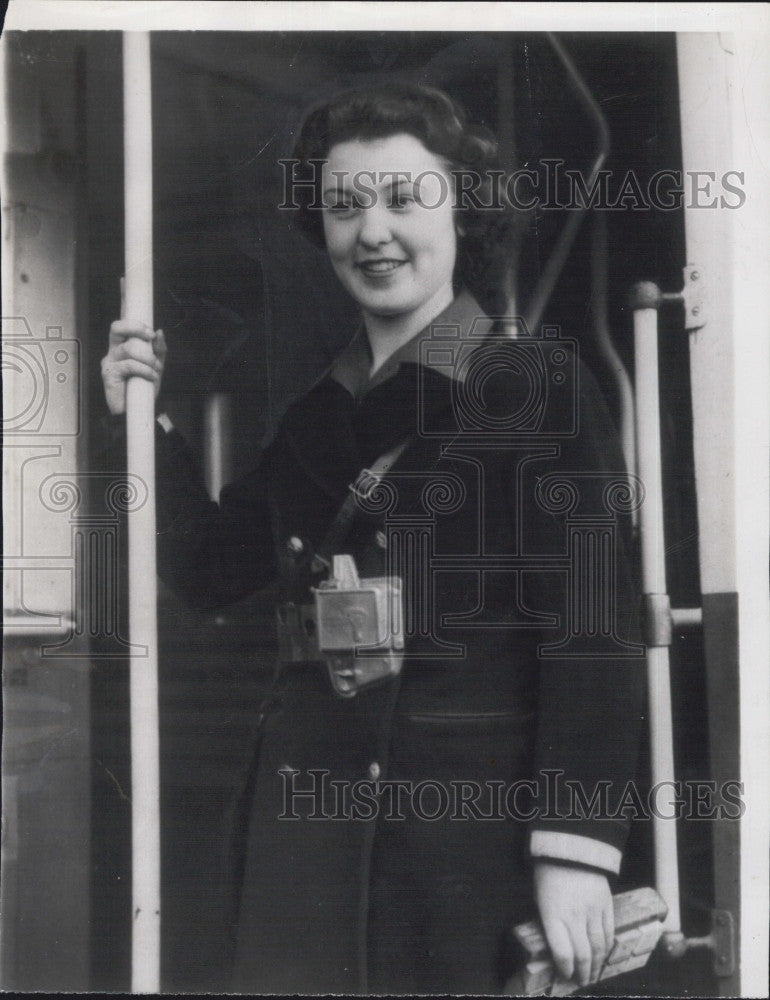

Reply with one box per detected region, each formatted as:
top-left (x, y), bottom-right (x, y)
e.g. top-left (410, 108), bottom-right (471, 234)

top-left (384, 177), bottom-right (418, 195)
top-left (320, 175), bottom-right (419, 204)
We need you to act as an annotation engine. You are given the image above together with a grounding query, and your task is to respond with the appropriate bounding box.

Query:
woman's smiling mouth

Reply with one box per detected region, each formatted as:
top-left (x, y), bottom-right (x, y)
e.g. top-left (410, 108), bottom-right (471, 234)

top-left (356, 258), bottom-right (408, 275)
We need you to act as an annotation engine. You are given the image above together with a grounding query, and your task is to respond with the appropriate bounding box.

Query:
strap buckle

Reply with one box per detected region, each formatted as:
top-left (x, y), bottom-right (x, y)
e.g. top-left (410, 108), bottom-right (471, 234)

top-left (349, 468), bottom-right (381, 502)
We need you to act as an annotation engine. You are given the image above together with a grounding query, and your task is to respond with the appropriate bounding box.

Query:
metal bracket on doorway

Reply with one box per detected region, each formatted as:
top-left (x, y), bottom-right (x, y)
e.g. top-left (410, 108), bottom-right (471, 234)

top-left (711, 909), bottom-right (736, 977)
top-left (681, 264), bottom-right (707, 331)
top-left (628, 266), bottom-right (707, 331)
top-left (663, 907), bottom-right (735, 977)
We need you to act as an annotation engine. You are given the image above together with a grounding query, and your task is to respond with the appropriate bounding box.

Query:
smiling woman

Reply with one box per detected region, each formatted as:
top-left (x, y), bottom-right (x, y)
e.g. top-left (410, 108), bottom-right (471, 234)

top-left (322, 134), bottom-right (457, 369)
top-left (289, 83), bottom-right (519, 320)
top-left (99, 82), bottom-right (645, 994)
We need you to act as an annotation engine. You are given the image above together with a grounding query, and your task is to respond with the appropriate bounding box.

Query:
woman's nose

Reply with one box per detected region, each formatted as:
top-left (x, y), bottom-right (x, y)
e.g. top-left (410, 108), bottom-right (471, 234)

top-left (357, 204), bottom-right (392, 248)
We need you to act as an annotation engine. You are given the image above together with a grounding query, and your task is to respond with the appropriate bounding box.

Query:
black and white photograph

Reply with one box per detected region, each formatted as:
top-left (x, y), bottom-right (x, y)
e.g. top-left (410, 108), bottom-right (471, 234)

top-left (2, 2), bottom-right (768, 995)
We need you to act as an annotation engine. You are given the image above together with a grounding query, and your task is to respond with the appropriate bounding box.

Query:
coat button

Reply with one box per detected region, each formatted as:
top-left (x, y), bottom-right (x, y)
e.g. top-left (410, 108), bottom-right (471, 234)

top-left (367, 761), bottom-right (381, 781)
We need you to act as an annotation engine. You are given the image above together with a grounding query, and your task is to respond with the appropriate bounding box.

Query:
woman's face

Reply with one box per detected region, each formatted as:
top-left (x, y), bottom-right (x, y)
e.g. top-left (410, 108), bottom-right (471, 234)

top-left (321, 133), bottom-right (457, 324)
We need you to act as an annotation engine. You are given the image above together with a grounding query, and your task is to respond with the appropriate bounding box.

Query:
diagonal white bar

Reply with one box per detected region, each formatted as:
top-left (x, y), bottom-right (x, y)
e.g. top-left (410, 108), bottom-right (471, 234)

top-left (123, 30), bottom-right (161, 994)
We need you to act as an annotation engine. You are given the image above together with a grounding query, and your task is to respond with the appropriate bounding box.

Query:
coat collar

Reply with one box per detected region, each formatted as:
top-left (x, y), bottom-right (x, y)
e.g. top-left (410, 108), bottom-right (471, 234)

top-left (330, 289), bottom-right (494, 400)
top-left (277, 291), bottom-right (493, 501)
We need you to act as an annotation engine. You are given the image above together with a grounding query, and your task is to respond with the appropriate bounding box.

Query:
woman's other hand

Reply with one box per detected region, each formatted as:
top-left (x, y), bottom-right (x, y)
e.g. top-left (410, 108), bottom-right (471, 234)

top-left (533, 861), bottom-right (614, 988)
top-left (101, 320), bottom-right (167, 415)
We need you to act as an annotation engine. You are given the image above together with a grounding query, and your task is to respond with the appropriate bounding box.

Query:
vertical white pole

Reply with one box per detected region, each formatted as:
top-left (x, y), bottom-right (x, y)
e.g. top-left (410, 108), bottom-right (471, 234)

top-left (631, 290), bottom-right (683, 939)
top-left (123, 31), bottom-right (161, 994)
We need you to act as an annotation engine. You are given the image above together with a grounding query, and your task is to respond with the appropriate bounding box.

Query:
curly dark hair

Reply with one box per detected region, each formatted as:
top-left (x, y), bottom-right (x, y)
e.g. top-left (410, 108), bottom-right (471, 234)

top-left (289, 82), bottom-right (521, 315)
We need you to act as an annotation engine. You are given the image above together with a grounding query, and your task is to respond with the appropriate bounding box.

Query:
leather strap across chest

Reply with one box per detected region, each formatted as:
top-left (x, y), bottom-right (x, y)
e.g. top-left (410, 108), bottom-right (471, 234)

top-left (310, 435), bottom-right (414, 573)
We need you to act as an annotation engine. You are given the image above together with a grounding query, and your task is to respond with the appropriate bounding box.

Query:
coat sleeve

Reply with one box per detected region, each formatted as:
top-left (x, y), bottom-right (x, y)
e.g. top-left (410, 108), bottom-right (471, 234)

top-left (97, 413), bottom-right (278, 610)
top-left (514, 355), bottom-right (647, 871)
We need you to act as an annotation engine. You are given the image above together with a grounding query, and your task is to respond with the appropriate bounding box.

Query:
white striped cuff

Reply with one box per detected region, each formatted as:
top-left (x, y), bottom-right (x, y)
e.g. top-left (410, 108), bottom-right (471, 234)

top-left (530, 830), bottom-right (622, 874)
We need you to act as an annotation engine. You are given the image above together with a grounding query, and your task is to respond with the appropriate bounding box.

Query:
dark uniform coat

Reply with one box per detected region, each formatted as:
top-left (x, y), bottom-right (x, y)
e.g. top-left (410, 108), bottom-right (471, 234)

top-left (150, 292), bottom-right (645, 994)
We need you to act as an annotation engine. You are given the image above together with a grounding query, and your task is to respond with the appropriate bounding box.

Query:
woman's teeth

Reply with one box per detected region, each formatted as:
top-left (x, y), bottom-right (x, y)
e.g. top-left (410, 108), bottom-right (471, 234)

top-left (359, 260), bottom-right (404, 273)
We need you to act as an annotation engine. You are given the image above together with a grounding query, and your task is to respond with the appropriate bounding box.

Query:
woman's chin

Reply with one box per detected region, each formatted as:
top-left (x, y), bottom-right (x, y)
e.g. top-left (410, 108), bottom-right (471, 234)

top-left (357, 291), bottom-right (416, 319)
top-left (363, 302), bottom-right (411, 319)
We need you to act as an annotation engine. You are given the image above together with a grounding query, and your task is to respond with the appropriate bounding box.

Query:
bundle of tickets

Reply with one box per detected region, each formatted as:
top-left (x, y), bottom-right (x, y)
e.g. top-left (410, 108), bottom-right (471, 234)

top-left (507, 886), bottom-right (668, 996)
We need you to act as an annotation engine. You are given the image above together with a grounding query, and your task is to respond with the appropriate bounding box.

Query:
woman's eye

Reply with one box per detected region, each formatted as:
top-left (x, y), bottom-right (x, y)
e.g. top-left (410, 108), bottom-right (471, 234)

top-left (327, 195), bottom-right (368, 214)
top-left (327, 201), bottom-right (356, 215)
top-left (387, 193), bottom-right (416, 210)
